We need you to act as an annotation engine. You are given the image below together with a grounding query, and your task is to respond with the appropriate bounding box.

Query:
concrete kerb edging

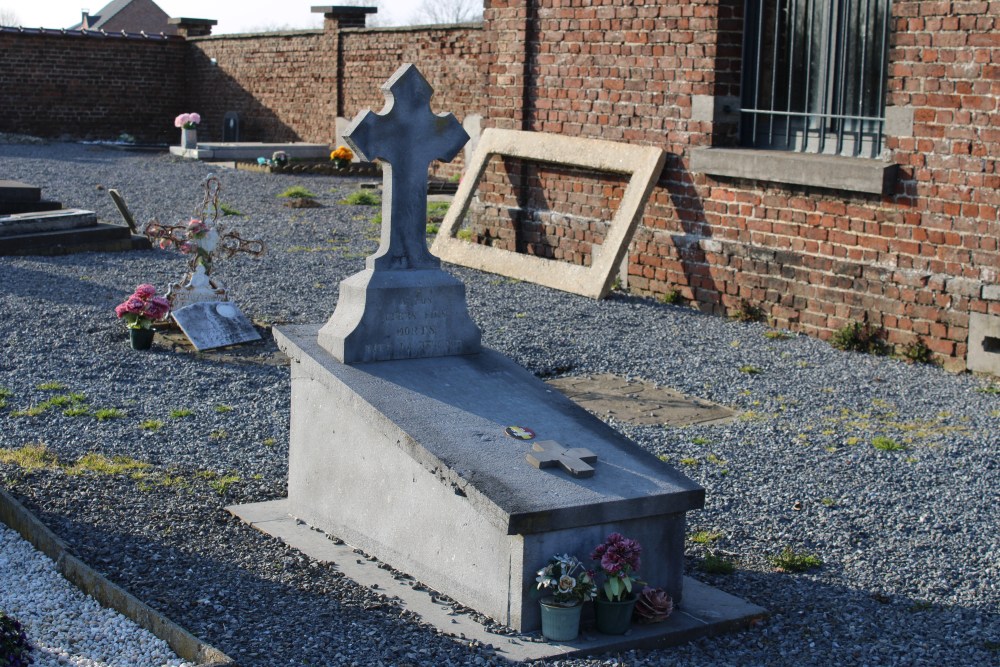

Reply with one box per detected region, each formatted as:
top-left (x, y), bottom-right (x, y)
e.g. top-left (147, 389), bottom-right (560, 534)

top-left (0, 487), bottom-right (235, 667)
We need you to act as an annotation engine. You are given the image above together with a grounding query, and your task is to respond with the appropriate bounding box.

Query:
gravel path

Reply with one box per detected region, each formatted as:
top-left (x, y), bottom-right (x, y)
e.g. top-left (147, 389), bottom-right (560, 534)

top-left (1, 141), bottom-right (998, 666)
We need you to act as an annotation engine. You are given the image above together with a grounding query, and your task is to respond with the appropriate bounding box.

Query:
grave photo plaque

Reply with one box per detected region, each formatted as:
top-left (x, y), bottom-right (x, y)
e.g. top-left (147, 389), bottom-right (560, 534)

top-left (171, 301), bottom-right (261, 351)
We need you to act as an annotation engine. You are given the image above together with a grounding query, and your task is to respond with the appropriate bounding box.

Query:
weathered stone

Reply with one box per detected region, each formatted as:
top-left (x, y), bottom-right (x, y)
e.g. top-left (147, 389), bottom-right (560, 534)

top-left (171, 301), bottom-right (261, 351)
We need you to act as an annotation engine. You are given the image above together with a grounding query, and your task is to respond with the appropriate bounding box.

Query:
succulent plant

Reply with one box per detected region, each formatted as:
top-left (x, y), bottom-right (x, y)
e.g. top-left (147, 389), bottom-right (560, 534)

top-left (0, 611), bottom-right (34, 667)
top-left (633, 586), bottom-right (673, 624)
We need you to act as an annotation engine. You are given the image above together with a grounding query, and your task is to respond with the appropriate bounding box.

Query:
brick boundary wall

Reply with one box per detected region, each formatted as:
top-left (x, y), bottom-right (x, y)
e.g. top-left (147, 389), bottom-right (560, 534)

top-left (477, 0), bottom-right (1000, 370)
top-left (0, 29), bottom-right (186, 143)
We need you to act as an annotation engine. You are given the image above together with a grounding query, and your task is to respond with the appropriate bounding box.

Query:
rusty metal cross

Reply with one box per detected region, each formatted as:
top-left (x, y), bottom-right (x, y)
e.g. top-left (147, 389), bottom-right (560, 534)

top-left (344, 63), bottom-right (469, 271)
top-left (526, 440), bottom-right (599, 478)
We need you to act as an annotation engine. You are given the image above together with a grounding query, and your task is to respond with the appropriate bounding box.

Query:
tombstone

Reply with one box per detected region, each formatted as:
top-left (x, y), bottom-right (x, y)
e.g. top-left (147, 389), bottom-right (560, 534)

top-left (222, 112), bottom-right (240, 142)
top-left (236, 64), bottom-right (708, 633)
top-left (171, 301), bottom-right (261, 351)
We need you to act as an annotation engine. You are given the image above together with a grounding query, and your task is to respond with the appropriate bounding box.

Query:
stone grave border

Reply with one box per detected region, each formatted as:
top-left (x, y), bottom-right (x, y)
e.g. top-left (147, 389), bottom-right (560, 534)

top-left (0, 487), bottom-right (233, 666)
top-left (431, 128), bottom-right (666, 299)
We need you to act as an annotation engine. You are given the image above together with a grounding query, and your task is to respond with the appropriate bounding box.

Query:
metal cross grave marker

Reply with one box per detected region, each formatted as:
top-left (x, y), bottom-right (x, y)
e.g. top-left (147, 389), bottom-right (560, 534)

top-left (526, 440), bottom-right (598, 478)
top-left (343, 64), bottom-right (469, 271)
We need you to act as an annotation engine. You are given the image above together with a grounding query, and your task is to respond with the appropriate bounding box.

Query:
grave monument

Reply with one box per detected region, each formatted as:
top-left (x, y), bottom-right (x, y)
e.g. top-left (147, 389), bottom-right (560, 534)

top-left (239, 64), bottom-right (707, 632)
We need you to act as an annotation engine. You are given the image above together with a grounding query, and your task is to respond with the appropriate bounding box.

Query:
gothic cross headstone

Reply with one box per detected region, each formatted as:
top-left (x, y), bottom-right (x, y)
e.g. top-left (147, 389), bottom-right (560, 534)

top-left (317, 64), bottom-right (481, 363)
top-left (526, 440), bottom-right (599, 478)
top-left (344, 64), bottom-right (468, 271)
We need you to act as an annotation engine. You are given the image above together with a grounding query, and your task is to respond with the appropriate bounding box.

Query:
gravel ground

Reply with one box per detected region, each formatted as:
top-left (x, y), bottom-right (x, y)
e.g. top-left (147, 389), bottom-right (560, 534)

top-left (1, 141), bottom-right (998, 666)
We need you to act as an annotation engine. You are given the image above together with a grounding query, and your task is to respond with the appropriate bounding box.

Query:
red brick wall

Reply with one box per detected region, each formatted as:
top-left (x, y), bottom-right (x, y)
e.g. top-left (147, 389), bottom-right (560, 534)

top-left (186, 30), bottom-right (338, 143)
top-left (476, 0), bottom-right (1000, 368)
top-left (0, 30), bottom-right (186, 142)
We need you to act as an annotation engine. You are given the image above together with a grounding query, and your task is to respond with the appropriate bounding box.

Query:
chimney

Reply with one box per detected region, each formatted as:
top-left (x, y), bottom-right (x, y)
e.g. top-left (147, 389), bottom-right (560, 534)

top-left (311, 5), bottom-right (377, 31)
top-left (167, 17), bottom-right (218, 38)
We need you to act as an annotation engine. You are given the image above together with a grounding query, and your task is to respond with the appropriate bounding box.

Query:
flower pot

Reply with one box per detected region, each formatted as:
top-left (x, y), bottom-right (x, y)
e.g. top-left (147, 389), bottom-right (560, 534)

top-left (181, 128), bottom-right (197, 149)
top-left (129, 327), bottom-right (155, 350)
top-left (594, 594), bottom-right (638, 635)
top-left (539, 598), bottom-right (582, 642)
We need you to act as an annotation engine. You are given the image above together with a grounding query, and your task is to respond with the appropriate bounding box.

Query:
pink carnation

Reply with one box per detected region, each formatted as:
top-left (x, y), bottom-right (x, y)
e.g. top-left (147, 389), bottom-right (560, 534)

top-left (188, 112), bottom-right (201, 125)
top-left (174, 113), bottom-right (189, 128)
top-left (180, 241), bottom-right (196, 254)
top-left (591, 532), bottom-right (642, 575)
top-left (134, 284), bottom-right (156, 299)
top-left (187, 219), bottom-right (208, 237)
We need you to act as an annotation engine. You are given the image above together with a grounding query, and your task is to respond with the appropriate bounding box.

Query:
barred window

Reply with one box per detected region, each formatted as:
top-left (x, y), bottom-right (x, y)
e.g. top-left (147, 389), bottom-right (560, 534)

top-left (740, 0), bottom-right (893, 158)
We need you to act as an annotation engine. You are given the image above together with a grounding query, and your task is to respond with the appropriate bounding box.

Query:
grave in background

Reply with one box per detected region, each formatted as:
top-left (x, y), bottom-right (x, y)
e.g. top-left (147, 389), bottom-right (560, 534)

top-left (0, 180), bottom-right (148, 256)
top-left (231, 64), bottom-right (762, 640)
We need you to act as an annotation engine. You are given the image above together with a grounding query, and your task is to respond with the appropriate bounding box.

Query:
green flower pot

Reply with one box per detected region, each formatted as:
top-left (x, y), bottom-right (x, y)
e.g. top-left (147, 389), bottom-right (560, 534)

top-left (129, 327), bottom-right (155, 351)
top-left (594, 594), bottom-right (638, 635)
top-left (539, 598), bottom-right (582, 642)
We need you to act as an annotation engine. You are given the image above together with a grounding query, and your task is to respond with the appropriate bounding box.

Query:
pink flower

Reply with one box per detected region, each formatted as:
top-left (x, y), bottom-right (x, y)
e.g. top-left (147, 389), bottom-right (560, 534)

top-left (180, 241), bottom-right (196, 254)
top-left (591, 532), bottom-right (642, 575)
top-left (174, 113), bottom-right (190, 128)
top-left (186, 219), bottom-right (208, 237)
top-left (134, 284), bottom-right (156, 299)
top-left (159, 239), bottom-right (171, 250)
top-left (189, 112), bottom-right (201, 125)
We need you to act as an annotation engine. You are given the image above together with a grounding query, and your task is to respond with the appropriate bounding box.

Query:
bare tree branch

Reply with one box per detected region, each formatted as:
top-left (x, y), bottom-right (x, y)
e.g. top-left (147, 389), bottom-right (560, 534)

top-left (0, 7), bottom-right (21, 26)
top-left (414, 0), bottom-right (483, 25)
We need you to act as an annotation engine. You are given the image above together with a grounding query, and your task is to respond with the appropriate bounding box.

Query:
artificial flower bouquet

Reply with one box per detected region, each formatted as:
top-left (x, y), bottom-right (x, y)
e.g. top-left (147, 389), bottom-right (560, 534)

top-left (114, 284), bottom-right (170, 330)
top-left (591, 532), bottom-right (643, 601)
top-left (174, 112), bottom-right (201, 129)
top-left (535, 553), bottom-right (597, 607)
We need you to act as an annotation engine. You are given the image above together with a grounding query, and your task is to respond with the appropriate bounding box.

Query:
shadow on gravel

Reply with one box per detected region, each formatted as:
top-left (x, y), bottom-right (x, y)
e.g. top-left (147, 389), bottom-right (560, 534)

top-left (5, 472), bottom-right (998, 667)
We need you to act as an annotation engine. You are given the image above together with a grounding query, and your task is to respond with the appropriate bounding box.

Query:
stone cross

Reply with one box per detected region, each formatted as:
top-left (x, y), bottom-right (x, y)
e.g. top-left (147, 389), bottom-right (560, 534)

top-left (526, 440), bottom-right (598, 478)
top-left (343, 64), bottom-right (469, 271)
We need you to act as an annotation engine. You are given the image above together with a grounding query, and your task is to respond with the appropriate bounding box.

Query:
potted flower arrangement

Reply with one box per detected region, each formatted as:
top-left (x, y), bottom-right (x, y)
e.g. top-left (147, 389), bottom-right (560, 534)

top-left (114, 284), bottom-right (170, 350)
top-left (330, 145), bottom-right (354, 169)
top-left (590, 532), bottom-right (643, 634)
top-left (535, 553), bottom-right (596, 641)
top-left (174, 112), bottom-right (201, 149)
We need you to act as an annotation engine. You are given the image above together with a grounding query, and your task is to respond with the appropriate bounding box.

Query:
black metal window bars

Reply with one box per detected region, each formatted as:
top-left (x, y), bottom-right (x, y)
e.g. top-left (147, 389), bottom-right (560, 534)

top-left (740, 0), bottom-right (893, 159)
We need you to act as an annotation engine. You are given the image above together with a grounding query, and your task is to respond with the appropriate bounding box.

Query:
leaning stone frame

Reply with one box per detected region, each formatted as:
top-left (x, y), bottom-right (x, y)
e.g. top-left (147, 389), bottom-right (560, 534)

top-left (431, 128), bottom-right (666, 299)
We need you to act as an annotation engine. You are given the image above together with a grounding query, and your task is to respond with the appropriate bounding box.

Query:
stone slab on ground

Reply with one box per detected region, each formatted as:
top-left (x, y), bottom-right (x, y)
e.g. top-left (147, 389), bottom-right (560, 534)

top-left (0, 200), bottom-right (63, 215)
top-left (273, 323), bottom-right (704, 632)
top-left (0, 209), bottom-right (97, 237)
top-left (0, 180), bottom-right (41, 203)
top-left (171, 301), bottom-right (262, 351)
top-left (0, 223), bottom-right (150, 256)
top-left (169, 142), bottom-right (330, 161)
top-left (547, 374), bottom-right (737, 427)
top-left (228, 498), bottom-right (767, 662)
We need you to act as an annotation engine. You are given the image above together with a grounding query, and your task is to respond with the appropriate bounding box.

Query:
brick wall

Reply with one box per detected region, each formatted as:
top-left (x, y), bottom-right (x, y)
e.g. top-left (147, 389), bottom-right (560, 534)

top-left (476, 0), bottom-right (1000, 368)
top-left (0, 30), bottom-right (186, 142)
top-left (186, 30), bottom-right (338, 143)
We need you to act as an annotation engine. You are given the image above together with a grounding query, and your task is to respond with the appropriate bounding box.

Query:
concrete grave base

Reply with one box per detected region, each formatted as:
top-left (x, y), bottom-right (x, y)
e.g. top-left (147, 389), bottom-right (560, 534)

top-left (317, 268), bottom-right (482, 363)
top-left (169, 142), bottom-right (330, 161)
top-left (968, 312), bottom-right (1000, 376)
top-left (270, 324), bottom-right (704, 632)
top-left (229, 498), bottom-right (767, 661)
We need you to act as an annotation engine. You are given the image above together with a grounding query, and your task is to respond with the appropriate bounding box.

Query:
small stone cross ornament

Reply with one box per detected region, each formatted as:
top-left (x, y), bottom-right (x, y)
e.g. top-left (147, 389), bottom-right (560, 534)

top-left (343, 63), bottom-right (469, 271)
top-left (526, 440), bottom-right (598, 478)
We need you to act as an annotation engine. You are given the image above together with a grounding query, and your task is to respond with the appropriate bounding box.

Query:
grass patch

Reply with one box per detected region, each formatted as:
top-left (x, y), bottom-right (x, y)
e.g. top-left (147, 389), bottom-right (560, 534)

top-left (679, 457), bottom-right (700, 466)
top-left (62, 406), bottom-right (90, 417)
top-left (214, 404), bottom-right (233, 413)
top-left (900, 340), bottom-right (933, 364)
top-left (705, 453), bottom-right (727, 466)
top-left (278, 185), bottom-right (317, 199)
top-left (691, 436), bottom-right (711, 446)
top-left (139, 419), bottom-right (164, 431)
top-left (426, 200), bottom-right (450, 222)
top-left (768, 547), bottom-right (822, 573)
top-left (207, 473), bottom-right (241, 495)
top-left (456, 228), bottom-right (473, 241)
top-left (210, 429), bottom-right (229, 440)
top-left (732, 299), bottom-right (765, 323)
top-left (36, 381), bottom-right (66, 391)
top-left (689, 530), bottom-right (723, 544)
top-left (701, 552), bottom-right (736, 575)
top-left (764, 330), bottom-right (791, 340)
top-left (10, 404), bottom-right (49, 417)
top-left (659, 289), bottom-right (682, 305)
top-left (821, 497), bottom-right (837, 507)
top-left (170, 408), bottom-right (194, 419)
top-left (977, 385), bottom-right (1000, 395)
top-left (69, 453), bottom-right (151, 476)
top-left (263, 438), bottom-right (277, 447)
top-left (830, 320), bottom-right (888, 354)
top-left (872, 435), bottom-right (906, 451)
top-left (0, 443), bottom-right (58, 472)
top-left (219, 202), bottom-right (245, 216)
top-left (94, 408), bottom-right (126, 422)
top-left (426, 222), bottom-right (440, 235)
top-left (340, 190), bottom-right (380, 206)
top-left (738, 365), bottom-right (762, 374)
